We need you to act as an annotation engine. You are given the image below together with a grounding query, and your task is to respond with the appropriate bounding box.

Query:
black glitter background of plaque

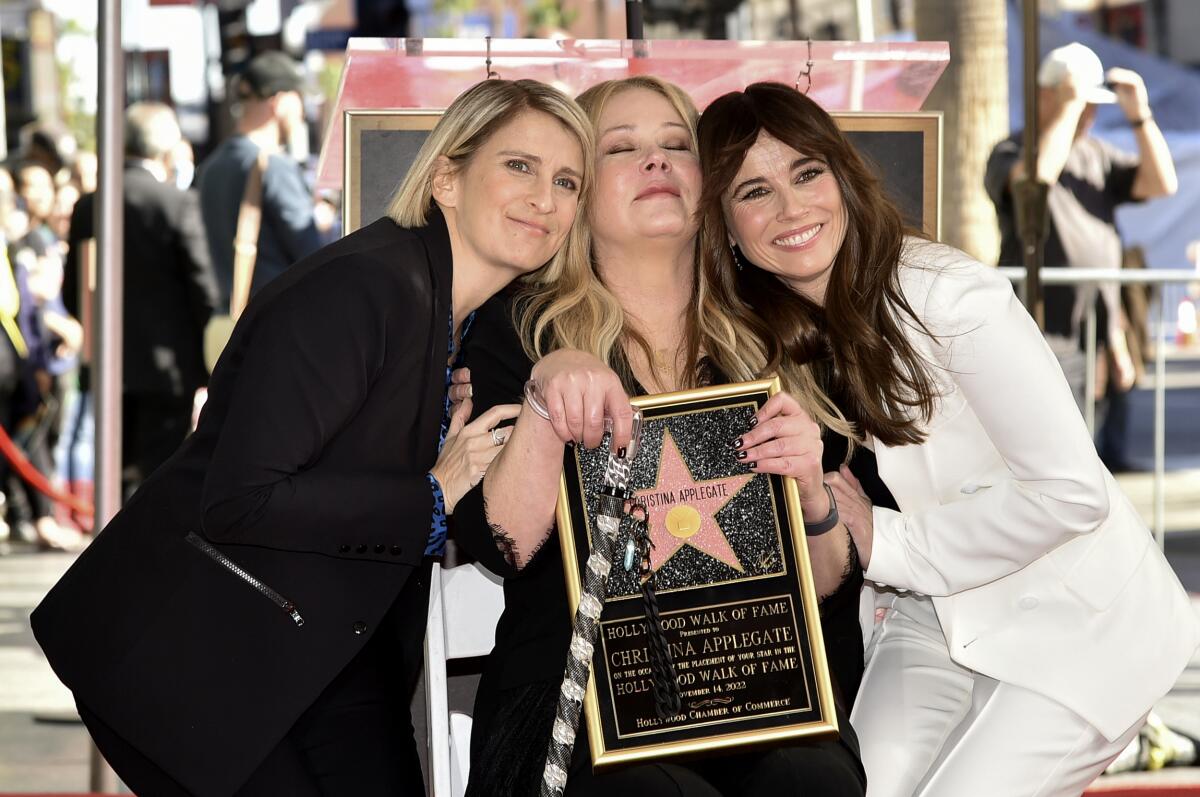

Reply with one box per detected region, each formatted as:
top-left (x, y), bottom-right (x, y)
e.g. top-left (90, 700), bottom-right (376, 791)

top-left (571, 402), bottom-right (786, 599)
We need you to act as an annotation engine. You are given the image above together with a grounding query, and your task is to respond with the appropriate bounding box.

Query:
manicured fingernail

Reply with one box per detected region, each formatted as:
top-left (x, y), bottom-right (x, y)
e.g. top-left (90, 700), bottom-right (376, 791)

top-left (732, 437), bottom-right (743, 449)
top-left (617, 447), bottom-right (627, 458)
top-left (736, 450), bottom-right (748, 460)
top-left (748, 416), bottom-right (759, 428)
top-left (748, 461), bottom-right (757, 469)
top-left (467, 385), bottom-right (473, 397)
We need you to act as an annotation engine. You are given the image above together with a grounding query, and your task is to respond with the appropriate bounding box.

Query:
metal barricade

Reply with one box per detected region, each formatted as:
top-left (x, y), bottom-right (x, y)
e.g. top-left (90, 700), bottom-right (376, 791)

top-left (997, 266), bottom-right (1199, 549)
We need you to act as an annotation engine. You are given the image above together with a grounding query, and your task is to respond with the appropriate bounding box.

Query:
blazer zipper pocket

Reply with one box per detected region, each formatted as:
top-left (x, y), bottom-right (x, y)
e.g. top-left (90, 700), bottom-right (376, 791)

top-left (185, 532), bottom-right (305, 627)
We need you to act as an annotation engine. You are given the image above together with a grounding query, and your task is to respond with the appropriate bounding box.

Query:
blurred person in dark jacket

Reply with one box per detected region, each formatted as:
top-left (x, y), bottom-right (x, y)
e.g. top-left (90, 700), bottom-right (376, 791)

top-left (67, 102), bottom-right (218, 500)
top-left (197, 51), bottom-right (321, 308)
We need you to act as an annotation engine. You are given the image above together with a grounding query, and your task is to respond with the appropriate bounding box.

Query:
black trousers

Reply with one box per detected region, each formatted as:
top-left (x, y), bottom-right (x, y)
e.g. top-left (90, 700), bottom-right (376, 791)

top-left (469, 679), bottom-right (865, 797)
top-left (80, 608), bottom-right (425, 796)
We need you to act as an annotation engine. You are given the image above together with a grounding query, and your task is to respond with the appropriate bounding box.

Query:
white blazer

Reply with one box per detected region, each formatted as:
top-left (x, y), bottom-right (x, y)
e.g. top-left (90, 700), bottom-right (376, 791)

top-left (860, 239), bottom-right (1199, 742)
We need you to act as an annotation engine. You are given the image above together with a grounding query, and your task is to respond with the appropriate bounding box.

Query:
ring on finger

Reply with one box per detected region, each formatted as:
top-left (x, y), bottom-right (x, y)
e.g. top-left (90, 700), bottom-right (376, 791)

top-left (490, 427), bottom-right (504, 447)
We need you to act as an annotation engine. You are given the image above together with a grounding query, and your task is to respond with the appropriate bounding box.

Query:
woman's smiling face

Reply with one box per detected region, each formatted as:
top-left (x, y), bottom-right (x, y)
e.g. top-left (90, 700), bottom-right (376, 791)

top-left (722, 131), bottom-right (847, 304)
top-left (443, 109), bottom-right (584, 278)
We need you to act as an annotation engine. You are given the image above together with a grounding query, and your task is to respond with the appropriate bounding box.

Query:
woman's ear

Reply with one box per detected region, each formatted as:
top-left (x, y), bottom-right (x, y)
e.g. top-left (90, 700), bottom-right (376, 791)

top-left (430, 155), bottom-right (458, 208)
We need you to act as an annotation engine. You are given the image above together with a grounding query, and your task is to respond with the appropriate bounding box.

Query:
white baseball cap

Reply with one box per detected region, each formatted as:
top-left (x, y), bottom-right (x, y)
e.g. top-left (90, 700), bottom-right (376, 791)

top-left (1037, 43), bottom-right (1118, 104)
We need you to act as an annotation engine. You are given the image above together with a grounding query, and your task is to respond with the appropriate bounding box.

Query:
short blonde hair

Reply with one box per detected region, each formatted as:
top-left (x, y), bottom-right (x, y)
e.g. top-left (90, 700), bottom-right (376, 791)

top-left (388, 79), bottom-right (594, 228)
top-left (125, 102), bottom-right (182, 160)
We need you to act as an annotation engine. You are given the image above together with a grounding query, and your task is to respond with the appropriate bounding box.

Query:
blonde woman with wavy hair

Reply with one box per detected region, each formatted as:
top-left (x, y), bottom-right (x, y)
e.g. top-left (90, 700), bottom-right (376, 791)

top-left (453, 77), bottom-right (866, 796)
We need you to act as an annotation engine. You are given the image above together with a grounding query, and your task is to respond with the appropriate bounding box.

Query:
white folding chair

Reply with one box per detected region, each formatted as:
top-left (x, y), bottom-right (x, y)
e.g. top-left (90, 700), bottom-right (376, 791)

top-left (425, 561), bottom-right (506, 796)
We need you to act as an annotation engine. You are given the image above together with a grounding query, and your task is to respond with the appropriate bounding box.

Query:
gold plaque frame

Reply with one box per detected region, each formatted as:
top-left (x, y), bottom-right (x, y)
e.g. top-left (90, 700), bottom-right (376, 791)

top-left (342, 108), bottom-right (444, 234)
top-left (835, 111), bottom-right (942, 240)
top-left (555, 378), bottom-right (838, 770)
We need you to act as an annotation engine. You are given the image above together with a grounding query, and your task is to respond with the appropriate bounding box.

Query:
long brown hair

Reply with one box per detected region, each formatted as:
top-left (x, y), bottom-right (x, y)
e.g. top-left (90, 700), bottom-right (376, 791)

top-left (697, 82), bottom-right (937, 446)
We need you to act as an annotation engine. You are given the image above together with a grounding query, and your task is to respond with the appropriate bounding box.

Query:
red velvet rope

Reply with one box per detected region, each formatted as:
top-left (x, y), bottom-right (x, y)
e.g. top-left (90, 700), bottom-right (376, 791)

top-left (0, 423), bottom-right (94, 517)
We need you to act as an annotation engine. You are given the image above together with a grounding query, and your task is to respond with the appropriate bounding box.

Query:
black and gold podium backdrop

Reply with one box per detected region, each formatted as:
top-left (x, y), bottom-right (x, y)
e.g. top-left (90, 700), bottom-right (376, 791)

top-left (343, 108), bottom-right (941, 238)
top-left (555, 378), bottom-right (838, 769)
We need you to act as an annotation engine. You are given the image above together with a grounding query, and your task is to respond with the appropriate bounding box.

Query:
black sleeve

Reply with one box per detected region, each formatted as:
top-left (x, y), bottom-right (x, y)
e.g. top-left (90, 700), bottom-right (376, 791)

top-left (451, 294), bottom-right (534, 576)
top-left (1099, 138), bottom-right (1142, 206)
top-left (200, 257), bottom-right (435, 556)
top-left (63, 194), bottom-right (95, 319)
top-left (171, 189), bottom-right (219, 335)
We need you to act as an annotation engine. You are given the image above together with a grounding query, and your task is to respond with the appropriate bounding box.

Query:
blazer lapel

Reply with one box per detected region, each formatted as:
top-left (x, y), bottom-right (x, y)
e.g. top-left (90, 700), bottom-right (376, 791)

top-left (412, 208), bottom-right (454, 461)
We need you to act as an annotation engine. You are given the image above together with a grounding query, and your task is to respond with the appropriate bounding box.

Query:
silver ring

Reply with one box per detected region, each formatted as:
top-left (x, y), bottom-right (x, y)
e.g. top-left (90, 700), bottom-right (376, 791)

top-left (490, 427), bottom-right (504, 447)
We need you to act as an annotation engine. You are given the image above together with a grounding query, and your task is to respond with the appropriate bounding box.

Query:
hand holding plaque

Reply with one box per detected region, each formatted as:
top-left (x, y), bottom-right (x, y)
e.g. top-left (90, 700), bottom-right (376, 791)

top-left (556, 378), bottom-right (839, 770)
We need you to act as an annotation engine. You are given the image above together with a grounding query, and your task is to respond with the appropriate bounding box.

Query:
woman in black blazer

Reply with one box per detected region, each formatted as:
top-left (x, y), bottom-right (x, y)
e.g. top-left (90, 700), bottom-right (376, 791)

top-left (32, 79), bottom-right (593, 796)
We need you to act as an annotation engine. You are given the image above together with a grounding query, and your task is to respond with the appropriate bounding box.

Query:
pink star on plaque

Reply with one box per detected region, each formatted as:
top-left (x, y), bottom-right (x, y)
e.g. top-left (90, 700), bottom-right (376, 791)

top-left (633, 429), bottom-right (753, 574)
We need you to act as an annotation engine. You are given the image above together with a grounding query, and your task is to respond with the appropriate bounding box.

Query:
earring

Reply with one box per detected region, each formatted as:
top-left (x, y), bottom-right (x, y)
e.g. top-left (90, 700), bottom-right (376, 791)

top-left (729, 241), bottom-right (744, 272)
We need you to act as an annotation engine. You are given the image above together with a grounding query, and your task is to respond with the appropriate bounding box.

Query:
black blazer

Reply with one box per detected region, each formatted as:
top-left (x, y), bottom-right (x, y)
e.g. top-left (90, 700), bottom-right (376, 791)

top-left (67, 165), bottom-right (219, 396)
top-left (34, 213), bottom-right (455, 795)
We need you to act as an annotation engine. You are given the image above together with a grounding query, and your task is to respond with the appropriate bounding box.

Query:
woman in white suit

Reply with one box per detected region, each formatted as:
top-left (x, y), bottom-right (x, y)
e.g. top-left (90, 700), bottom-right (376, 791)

top-left (696, 81), bottom-right (1199, 797)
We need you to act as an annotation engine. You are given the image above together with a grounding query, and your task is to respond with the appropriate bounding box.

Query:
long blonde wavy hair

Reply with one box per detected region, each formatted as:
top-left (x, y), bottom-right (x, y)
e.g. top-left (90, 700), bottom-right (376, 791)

top-left (512, 76), bottom-right (847, 432)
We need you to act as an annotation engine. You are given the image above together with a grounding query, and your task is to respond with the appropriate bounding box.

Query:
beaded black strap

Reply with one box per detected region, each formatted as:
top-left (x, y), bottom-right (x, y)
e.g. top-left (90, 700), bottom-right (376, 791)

top-left (632, 509), bottom-right (682, 720)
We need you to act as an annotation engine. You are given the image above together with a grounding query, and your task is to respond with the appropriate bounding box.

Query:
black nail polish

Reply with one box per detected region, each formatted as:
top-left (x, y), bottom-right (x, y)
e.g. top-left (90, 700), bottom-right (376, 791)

top-left (748, 461), bottom-right (757, 469)
top-left (732, 437), bottom-right (743, 449)
top-left (748, 416), bottom-right (759, 428)
top-left (736, 450), bottom-right (748, 460)
top-left (617, 447), bottom-right (627, 458)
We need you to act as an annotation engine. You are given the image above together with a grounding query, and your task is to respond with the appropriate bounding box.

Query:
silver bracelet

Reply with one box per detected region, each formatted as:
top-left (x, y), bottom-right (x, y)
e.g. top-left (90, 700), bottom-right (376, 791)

top-left (524, 379), bottom-right (552, 421)
top-left (523, 378), bottom-right (643, 458)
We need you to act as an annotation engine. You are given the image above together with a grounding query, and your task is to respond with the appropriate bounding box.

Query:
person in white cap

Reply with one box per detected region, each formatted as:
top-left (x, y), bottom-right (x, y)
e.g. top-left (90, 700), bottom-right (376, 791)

top-left (985, 42), bottom-right (1176, 470)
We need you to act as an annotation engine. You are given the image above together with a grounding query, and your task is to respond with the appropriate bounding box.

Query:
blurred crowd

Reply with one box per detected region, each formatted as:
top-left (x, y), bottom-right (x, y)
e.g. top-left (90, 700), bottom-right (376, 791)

top-left (0, 122), bottom-right (97, 552)
top-left (0, 51), bottom-right (335, 555)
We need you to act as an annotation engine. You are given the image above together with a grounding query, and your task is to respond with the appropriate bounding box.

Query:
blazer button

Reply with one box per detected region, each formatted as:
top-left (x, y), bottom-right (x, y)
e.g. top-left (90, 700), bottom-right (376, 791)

top-left (338, 544), bottom-right (351, 554)
top-left (390, 545), bottom-right (403, 556)
top-left (353, 621), bottom-right (368, 635)
top-left (374, 544), bottom-right (386, 554)
top-left (1018, 596), bottom-right (1039, 610)
top-left (356, 544), bottom-right (368, 554)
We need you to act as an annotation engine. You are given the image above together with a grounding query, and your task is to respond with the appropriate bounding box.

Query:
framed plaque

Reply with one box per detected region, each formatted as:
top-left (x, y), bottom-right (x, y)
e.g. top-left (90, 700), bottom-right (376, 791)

top-left (837, 112), bottom-right (942, 240)
top-left (342, 109), bottom-right (443, 234)
top-left (556, 377), bottom-right (838, 770)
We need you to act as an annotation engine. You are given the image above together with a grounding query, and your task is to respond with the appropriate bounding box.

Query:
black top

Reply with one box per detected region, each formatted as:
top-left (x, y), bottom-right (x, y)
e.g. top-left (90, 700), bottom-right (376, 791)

top-left (34, 213), bottom-right (455, 795)
top-left (67, 164), bottom-right (220, 396)
top-left (985, 132), bottom-right (1140, 340)
top-left (455, 294), bottom-right (897, 712)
